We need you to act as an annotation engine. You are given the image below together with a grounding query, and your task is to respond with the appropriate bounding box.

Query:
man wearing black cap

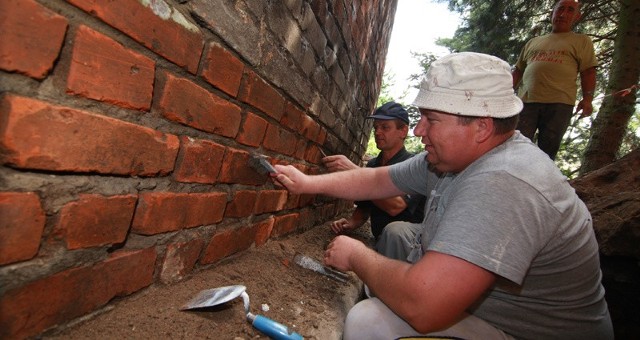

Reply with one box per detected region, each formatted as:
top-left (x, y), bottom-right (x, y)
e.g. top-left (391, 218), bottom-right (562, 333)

top-left (322, 101), bottom-right (425, 245)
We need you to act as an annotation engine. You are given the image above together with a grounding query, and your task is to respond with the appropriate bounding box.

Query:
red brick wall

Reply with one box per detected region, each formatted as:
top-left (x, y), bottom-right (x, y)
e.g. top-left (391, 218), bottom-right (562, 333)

top-left (0, 0), bottom-right (397, 337)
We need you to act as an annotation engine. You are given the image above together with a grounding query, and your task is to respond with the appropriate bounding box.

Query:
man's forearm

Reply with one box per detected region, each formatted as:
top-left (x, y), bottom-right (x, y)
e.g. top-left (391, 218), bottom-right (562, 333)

top-left (308, 167), bottom-right (404, 201)
top-left (580, 67), bottom-right (597, 100)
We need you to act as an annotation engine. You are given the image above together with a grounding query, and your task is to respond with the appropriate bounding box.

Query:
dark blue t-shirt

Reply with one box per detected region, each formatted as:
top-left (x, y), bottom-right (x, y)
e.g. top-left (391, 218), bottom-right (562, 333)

top-left (356, 147), bottom-right (426, 239)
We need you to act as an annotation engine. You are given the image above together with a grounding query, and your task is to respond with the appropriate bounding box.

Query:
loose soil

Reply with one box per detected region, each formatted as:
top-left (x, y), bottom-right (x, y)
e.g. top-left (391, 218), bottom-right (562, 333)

top-left (42, 224), bottom-right (370, 340)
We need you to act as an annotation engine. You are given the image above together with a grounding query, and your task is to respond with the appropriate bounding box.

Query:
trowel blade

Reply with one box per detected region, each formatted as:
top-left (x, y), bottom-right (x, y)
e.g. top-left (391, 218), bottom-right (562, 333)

top-left (292, 253), bottom-right (349, 283)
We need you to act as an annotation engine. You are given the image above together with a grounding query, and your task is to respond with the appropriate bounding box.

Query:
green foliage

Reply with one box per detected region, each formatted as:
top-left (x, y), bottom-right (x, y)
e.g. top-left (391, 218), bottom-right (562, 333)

top-left (556, 116), bottom-right (593, 178)
top-left (364, 133), bottom-right (424, 159)
top-left (377, 72), bottom-right (397, 107)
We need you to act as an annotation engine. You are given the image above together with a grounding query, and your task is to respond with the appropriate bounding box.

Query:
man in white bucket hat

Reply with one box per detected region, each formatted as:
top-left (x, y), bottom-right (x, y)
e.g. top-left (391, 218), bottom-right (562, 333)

top-left (273, 52), bottom-right (612, 339)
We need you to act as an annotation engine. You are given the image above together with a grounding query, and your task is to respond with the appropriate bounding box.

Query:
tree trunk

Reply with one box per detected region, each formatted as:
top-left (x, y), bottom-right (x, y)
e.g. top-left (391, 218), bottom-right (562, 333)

top-left (581, 0), bottom-right (640, 174)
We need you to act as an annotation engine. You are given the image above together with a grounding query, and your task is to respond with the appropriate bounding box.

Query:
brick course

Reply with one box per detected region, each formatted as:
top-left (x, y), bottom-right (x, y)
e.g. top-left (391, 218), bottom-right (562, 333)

top-left (0, 248), bottom-right (156, 339)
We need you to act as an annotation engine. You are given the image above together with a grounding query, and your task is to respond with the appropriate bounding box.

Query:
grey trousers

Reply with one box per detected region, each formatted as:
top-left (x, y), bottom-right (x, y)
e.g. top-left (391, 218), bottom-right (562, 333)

top-left (375, 221), bottom-right (422, 261)
top-left (344, 298), bottom-right (514, 340)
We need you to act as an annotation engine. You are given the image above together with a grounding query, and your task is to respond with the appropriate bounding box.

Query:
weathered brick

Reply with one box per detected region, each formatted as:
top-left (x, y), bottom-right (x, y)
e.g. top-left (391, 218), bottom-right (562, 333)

top-left (317, 127), bottom-right (328, 145)
top-left (55, 194), bottom-right (137, 249)
top-left (0, 94), bottom-right (179, 176)
top-left (254, 190), bottom-right (288, 214)
top-left (224, 190), bottom-right (258, 218)
top-left (301, 115), bottom-right (321, 141)
top-left (218, 148), bottom-right (269, 186)
top-left (305, 144), bottom-right (324, 164)
top-left (0, 192), bottom-right (45, 265)
top-left (157, 71), bottom-right (242, 138)
top-left (201, 226), bottom-right (257, 264)
top-left (160, 238), bottom-right (205, 284)
top-left (236, 111), bottom-right (268, 147)
top-left (238, 71), bottom-right (285, 120)
top-left (263, 123), bottom-right (298, 156)
top-left (67, 25), bottom-right (155, 110)
top-left (272, 213), bottom-right (299, 237)
top-left (280, 102), bottom-right (305, 131)
top-left (0, 0), bottom-right (67, 79)
top-left (132, 192), bottom-right (227, 235)
top-left (254, 218), bottom-right (274, 247)
top-left (0, 248), bottom-right (156, 339)
top-left (299, 194), bottom-right (317, 207)
top-left (293, 138), bottom-right (307, 160)
top-left (67, 0), bottom-right (203, 73)
top-left (174, 137), bottom-right (226, 184)
top-left (201, 42), bottom-right (245, 97)
top-left (285, 193), bottom-right (301, 210)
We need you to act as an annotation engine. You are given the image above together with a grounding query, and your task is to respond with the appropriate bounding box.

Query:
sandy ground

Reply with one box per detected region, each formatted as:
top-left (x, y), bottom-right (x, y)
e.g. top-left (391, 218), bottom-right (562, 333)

top-left (43, 224), bottom-right (371, 340)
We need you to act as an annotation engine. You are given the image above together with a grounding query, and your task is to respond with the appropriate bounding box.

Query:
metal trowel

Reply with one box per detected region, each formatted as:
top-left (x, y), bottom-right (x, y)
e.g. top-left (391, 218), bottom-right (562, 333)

top-left (181, 285), bottom-right (303, 340)
top-left (292, 253), bottom-right (349, 283)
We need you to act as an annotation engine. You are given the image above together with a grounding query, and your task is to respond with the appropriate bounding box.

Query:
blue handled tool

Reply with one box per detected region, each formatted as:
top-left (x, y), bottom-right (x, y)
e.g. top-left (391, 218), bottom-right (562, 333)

top-left (248, 313), bottom-right (303, 340)
top-left (180, 285), bottom-right (303, 340)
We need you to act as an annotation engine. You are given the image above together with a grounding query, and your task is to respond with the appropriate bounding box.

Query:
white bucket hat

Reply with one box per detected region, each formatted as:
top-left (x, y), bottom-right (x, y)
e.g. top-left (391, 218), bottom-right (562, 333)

top-left (412, 52), bottom-right (523, 118)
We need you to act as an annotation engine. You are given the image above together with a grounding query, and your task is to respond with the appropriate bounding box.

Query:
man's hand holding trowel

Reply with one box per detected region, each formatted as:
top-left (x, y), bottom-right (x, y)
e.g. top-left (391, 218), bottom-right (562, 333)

top-left (271, 163), bottom-right (400, 276)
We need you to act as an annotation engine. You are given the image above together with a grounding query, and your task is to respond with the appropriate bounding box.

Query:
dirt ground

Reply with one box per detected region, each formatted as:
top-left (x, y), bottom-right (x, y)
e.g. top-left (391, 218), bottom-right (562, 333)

top-left (42, 224), bottom-right (370, 340)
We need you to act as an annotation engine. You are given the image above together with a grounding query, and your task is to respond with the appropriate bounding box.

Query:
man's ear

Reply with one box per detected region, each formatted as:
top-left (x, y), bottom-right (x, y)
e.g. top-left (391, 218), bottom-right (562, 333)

top-left (475, 117), bottom-right (494, 143)
top-left (400, 124), bottom-right (409, 137)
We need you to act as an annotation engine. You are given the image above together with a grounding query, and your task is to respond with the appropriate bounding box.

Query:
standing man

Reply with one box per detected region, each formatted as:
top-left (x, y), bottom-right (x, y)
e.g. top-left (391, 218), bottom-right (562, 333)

top-left (322, 102), bottom-right (425, 246)
top-left (273, 52), bottom-right (612, 339)
top-left (512, 0), bottom-right (597, 160)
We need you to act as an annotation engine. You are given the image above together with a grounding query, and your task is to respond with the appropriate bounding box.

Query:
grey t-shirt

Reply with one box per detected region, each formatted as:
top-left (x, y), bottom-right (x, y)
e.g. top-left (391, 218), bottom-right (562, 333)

top-left (389, 132), bottom-right (612, 340)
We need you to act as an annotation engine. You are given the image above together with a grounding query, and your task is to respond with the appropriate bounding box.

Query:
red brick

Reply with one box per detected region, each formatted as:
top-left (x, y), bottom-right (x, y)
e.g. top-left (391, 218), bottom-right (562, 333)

top-left (157, 71), bottom-right (242, 138)
top-left (67, 25), bottom-right (155, 110)
top-left (0, 94), bottom-right (179, 176)
top-left (218, 148), bottom-right (269, 186)
top-left (305, 144), bottom-right (324, 164)
top-left (201, 226), bottom-right (257, 264)
top-left (263, 123), bottom-right (298, 156)
top-left (67, 0), bottom-right (203, 73)
top-left (0, 0), bottom-right (67, 79)
top-left (0, 248), bottom-right (156, 339)
top-left (225, 190), bottom-right (258, 218)
top-left (280, 102), bottom-right (305, 131)
top-left (0, 192), bottom-right (45, 265)
top-left (254, 190), bottom-right (288, 214)
top-left (317, 128), bottom-right (327, 144)
top-left (299, 194), bottom-right (317, 207)
top-left (174, 137), bottom-right (225, 184)
top-left (272, 213), bottom-right (299, 237)
top-left (254, 218), bottom-right (274, 247)
top-left (285, 193), bottom-right (301, 210)
top-left (160, 238), bottom-right (205, 284)
top-left (236, 111), bottom-right (268, 147)
top-left (55, 194), bottom-right (137, 249)
top-left (132, 192), bottom-right (227, 235)
top-left (201, 42), bottom-right (244, 97)
top-left (238, 71), bottom-right (285, 120)
top-left (293, 138), bottom-right (307, 160)
top-left (301, 115), bottom-right (321, 141)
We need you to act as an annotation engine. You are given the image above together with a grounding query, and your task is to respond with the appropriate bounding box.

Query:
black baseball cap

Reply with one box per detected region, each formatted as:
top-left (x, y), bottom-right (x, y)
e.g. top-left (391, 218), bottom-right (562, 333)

top-left (367, 101), bottom-right (410, 124)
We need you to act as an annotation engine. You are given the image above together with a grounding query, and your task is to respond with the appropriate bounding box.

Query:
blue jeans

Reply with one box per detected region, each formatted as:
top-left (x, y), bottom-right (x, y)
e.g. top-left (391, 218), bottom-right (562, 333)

top-left (517, 103), bottom-right (574, 160)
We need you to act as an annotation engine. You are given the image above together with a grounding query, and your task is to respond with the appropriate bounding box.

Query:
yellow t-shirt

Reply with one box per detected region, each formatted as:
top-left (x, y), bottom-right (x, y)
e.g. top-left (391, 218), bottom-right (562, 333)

top-left (515, 32), bottom-right (597, 105)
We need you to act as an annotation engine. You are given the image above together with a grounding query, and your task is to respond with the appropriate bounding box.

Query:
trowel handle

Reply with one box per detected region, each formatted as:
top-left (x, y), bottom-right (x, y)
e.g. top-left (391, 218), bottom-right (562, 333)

top-left (247, 313), bottom-right (303, 340)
